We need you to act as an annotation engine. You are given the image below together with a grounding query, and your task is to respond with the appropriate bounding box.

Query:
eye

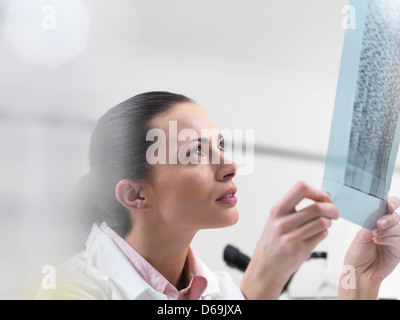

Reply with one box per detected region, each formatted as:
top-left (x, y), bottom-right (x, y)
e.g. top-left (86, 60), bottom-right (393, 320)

top-left (187, 144), bottom-right (203, 157)
top-left (218, 138), bottom-right (225, 151)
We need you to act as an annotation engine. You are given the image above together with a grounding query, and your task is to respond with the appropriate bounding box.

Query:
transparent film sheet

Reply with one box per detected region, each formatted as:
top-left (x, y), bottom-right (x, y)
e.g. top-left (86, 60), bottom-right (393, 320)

top-left (323, 0), bottom-right (400, 230)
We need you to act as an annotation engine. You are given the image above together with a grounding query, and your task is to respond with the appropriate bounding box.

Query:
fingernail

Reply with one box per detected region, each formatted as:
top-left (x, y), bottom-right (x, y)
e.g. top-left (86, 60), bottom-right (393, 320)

top-left (324, 192), bottom-right (332, 201)
top-left (378, 218), bottom-right (388, 228)
top-left (373, 228), bottom-right (382, 237)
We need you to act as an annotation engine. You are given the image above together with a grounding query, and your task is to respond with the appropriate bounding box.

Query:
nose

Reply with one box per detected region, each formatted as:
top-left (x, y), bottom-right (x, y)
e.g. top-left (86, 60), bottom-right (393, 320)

top-left (216, 158), bottom-right (238, 181)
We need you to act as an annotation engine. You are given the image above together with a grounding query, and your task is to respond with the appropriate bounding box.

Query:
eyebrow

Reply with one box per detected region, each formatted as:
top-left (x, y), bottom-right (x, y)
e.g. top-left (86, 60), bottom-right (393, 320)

top-left (180, 133), bottom-right (223, 149)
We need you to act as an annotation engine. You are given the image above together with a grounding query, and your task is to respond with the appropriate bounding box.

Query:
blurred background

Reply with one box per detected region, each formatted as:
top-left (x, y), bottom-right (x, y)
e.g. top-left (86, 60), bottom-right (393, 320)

top-left (1, 0), bottom-right (400, 299)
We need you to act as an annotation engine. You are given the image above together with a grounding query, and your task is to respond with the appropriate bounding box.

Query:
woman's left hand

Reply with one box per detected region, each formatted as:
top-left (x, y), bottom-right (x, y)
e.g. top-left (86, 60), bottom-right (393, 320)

top-left (338, 196), bottom-right (400, 299)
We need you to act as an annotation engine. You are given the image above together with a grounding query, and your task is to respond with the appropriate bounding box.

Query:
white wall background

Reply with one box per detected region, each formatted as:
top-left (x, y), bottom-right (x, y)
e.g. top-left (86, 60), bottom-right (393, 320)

top-left (1, 0), bottom-right (400, 299)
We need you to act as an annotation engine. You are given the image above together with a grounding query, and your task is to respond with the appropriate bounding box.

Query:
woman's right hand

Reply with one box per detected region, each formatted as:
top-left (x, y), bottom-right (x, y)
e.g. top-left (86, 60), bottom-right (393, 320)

top-left (240, 181), bottom-right (339, 300)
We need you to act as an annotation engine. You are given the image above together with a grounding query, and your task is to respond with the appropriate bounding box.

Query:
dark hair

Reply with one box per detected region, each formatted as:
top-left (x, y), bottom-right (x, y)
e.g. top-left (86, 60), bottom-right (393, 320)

top-left (71, 91), bottom-right (194, 237)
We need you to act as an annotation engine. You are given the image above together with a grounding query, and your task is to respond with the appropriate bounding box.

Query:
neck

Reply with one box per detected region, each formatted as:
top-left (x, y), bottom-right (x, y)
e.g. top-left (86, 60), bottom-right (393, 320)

top-left (124, 221), bottom-right (197, 290)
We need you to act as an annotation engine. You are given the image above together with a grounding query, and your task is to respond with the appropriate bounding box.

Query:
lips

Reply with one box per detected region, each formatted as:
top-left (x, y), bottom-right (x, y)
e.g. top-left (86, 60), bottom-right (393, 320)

top-left (216, 187), bottom-right (238, 205)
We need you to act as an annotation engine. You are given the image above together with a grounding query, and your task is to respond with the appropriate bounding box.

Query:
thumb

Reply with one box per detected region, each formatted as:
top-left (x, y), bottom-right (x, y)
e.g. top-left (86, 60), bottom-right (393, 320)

top-left (355, 227), bottom-right (373, 244)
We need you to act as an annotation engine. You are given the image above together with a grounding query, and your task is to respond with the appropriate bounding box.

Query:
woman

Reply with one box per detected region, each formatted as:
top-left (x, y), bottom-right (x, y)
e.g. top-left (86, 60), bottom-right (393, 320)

top-left (36, 91), bottom-right (400, 300)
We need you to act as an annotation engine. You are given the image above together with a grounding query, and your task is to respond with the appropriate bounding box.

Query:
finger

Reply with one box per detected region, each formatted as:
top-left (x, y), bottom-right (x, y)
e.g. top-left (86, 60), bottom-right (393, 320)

top-left (278, 202), bottom-right (339, 233)
top-left (293, 217), bottom-right (332, 241)
top-left (275, 181), bottom-right (331, 216)
top-left (377, 212), bottom-right (400, 230)
top-left (388, 196), bottom-right (400, 213)
top-left (372, 235), bottom-right (400, 247)
top-left (373, 223), bottom-right (400, 238)
top-left (303, 229), bottom-right (329, 252)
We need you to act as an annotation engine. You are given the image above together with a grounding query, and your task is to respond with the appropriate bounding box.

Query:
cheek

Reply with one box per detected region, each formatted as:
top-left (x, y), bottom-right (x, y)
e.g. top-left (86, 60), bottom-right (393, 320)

top-left (171, 170), bottom-right (212, 207)
top-left (155, 166), bottom-right (215, 220)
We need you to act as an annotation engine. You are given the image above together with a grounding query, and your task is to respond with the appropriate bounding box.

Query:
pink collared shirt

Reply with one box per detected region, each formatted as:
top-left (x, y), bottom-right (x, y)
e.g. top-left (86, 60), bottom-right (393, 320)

top-left (100, 223), bottom-right (208, 300)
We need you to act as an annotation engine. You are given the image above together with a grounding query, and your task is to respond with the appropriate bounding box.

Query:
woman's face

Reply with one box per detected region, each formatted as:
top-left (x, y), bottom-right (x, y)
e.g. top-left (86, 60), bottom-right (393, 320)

top-left (145, 102), bottom-right (239, 231)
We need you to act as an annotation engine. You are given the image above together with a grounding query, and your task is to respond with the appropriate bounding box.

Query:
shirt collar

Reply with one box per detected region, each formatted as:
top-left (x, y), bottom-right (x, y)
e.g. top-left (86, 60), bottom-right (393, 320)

top-left (85, 223), bottom-right (167, 299)
top-left (99, 223), bottom-right (208, 300)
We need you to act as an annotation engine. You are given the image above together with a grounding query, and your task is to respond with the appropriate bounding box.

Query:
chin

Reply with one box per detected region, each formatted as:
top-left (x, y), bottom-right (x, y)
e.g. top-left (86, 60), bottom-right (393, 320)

top-left (213, 208), bottom-right (239, 229)
top-left (229, 209), bottom-right (240, 226)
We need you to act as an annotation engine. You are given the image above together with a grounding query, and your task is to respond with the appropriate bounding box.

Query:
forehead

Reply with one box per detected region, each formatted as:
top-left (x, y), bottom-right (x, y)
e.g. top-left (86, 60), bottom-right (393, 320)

top-left (151, 102), bottom-right (217, 134)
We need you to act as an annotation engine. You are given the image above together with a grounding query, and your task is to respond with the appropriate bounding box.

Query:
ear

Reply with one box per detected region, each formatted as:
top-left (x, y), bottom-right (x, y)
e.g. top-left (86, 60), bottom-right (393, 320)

top-left (115, 179), bottom-right (152, 212)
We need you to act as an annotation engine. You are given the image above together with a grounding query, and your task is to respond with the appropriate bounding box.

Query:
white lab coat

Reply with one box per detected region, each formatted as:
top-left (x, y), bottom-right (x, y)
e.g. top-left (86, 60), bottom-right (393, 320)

top-left (35, 223), bottom-right (245, 300)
